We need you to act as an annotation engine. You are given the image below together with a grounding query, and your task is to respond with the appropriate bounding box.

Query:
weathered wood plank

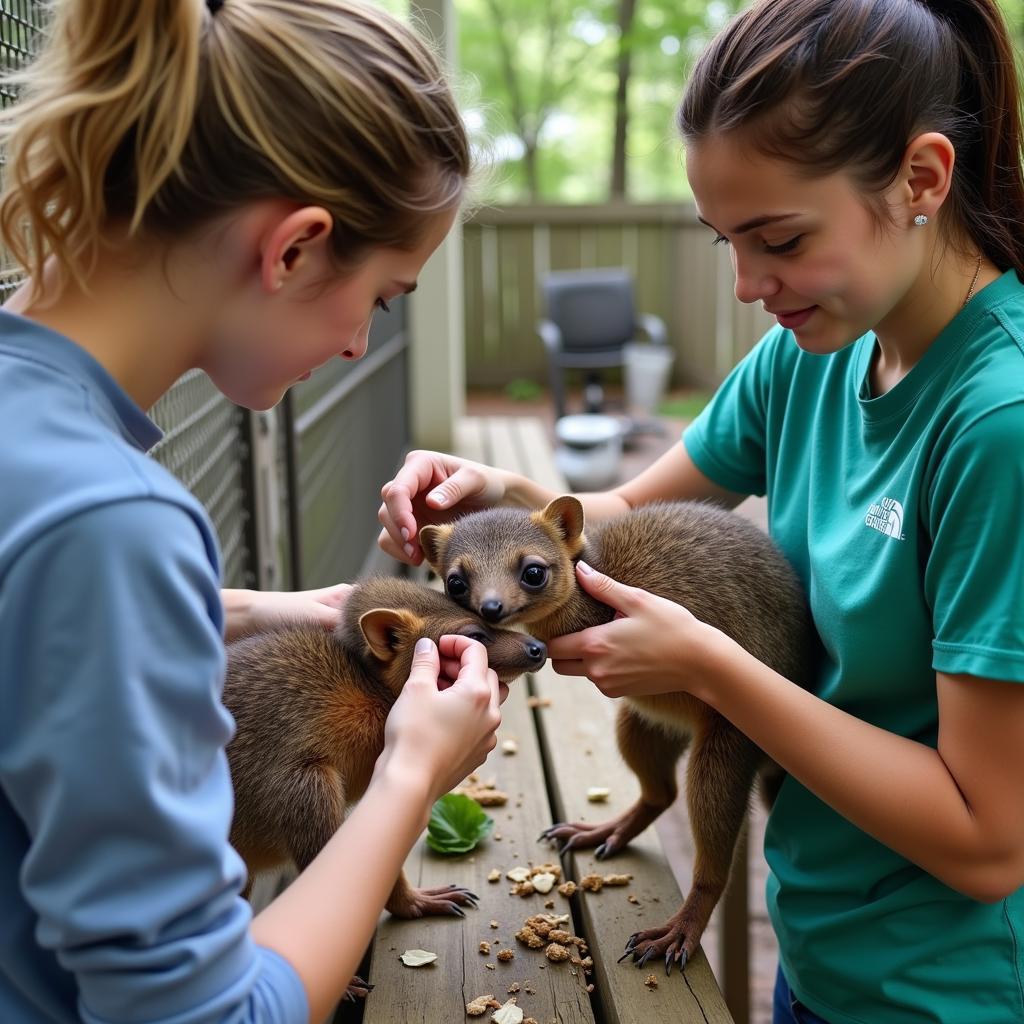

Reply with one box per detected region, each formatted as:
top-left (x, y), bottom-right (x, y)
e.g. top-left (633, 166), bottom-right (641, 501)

top-left (362, 680), bottom-right (598, 1024)
top-left (531, 663), bottom-right (734, 1024)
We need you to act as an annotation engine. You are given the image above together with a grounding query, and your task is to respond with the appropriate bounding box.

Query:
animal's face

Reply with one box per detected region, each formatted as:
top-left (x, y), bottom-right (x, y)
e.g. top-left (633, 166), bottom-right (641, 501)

top-left (351, 580), bottom-right (547, 691)
top-left (419, 496), bottom-right (586, 627)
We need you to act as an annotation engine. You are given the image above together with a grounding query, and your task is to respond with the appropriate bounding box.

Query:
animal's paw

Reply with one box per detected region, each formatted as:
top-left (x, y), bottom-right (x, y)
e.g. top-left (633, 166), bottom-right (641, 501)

top-left (394, 883), bottom-right (479, 919)
top-left (617, 920), bottom-right (697, 976)
top-left (538, 820), bottom-right (623, 857)
top-left (343, 974), bottom-right (375, 1001)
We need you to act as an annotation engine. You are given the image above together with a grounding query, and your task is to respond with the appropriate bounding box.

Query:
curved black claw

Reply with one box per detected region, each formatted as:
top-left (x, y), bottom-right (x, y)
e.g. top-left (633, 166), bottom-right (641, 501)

top-left (678, 950), bottom-right (689, 972)
top-left (444, 903), bottom-right (467, 918)
top-left (665, 950), bottom-right (674, 977)
top-left (617, 934), bottom-right (639, 962)
top-left (594, 840), bottom-right (616, 860)
top-left (634, 946), bottom-right (656, 969)
top-left (539, 823), bottom-right (568, 843)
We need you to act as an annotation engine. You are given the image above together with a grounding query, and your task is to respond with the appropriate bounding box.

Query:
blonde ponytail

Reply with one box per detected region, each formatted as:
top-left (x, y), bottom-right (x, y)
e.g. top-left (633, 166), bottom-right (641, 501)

top-left (1, 0), bottom-right (470, 301)
top-left (0, 1), bottom-right (204, 299)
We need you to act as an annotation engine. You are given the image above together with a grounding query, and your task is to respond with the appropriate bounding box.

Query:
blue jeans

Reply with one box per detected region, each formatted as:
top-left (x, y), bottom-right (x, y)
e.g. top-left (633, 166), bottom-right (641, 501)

top-left (773, 966), bottom-right (832, 1024)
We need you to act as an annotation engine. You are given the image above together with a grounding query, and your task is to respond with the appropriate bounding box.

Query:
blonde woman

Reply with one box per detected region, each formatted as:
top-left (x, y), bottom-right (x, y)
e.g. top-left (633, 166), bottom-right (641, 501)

top-left (0, 1), bottom-right (501, 1021)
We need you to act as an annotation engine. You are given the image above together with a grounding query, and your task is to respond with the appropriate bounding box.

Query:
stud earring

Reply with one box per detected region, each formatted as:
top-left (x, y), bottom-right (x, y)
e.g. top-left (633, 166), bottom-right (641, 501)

top-left (914, 214), bottom-right (929, 227)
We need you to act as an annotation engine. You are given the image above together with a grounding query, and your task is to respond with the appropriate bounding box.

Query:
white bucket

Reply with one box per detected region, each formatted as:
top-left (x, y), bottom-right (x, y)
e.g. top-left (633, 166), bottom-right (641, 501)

top-left (553, 414), bottom-right (623, 491)
top-left (623, 342), bottom-right (675, 416)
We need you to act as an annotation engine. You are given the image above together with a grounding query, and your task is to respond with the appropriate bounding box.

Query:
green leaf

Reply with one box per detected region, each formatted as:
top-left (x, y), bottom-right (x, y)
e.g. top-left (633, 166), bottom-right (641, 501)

top-left (426, 793), bottom-right (495, 854)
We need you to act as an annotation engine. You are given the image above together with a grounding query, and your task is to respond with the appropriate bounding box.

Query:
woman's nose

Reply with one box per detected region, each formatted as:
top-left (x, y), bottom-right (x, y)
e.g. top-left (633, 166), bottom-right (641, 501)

top-left (342, 324), bottom-right (370, 360)
top-left (733, 251), bottom-right (780, 305)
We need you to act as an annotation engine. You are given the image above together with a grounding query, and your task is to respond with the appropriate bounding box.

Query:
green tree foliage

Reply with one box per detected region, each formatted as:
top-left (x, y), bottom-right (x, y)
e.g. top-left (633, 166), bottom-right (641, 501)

top-left (456, 0), bottom-right (1024, 204)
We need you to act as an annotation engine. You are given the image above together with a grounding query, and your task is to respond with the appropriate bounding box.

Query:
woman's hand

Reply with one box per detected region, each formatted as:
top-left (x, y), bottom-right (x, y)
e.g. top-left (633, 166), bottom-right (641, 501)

top-left (378, 634), bottom-right (503, 802)
top-left (546, 562), bottom-right (726, 700)
top-left (377, 450), bottom-right (511, 565)
top-left (221, 584), bottom-right (352, 642)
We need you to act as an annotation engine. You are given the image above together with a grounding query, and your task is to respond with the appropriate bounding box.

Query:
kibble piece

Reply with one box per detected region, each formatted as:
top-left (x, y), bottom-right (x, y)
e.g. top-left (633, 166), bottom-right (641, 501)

top-left (490, 920), bottom-right (500, 929)
top-left (479, 941), bottom-right (491, 955)
top-left (496, 948), bottom-right (515, 962)
top-left (501, 739), bottom-right (519, 755)
top-left (510, 880), bottom-right (535, 896)
top-left (530, 863), bottom-right (562, 880)
top-left (557, 881), bottom-right (578, 898)
top-left (488, 868), bottom-right (502, 883)
top-left (514, 925), bottom-right (545, 949)
top-left (580, 874), bottom-right (604, 892)
top-left (544, 942), bottom-right (571, 963)
top-left (603, 873), bottom-right (633, 886)
top-left (466, 994), bottom-right (499, 1016)
top-left (644, 974), bottom-right (658, 989)
top-left (531, 872), bottom-right (557, 894)
top-left (507, 866), bottom-right (531, 883)
top-left (586, 787), bottom-right (611, 802)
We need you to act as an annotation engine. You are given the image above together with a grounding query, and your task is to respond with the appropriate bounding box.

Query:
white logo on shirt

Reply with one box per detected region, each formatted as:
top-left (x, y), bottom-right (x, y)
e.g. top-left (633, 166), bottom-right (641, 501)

top-left (865, 496), bottom-right (905, 540)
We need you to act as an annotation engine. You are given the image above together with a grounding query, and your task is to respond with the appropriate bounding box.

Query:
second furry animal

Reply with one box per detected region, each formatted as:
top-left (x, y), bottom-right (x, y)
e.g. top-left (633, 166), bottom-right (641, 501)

top-left (420, 497), bottom-right (814, 974)
top-left (224, 575), bottom-right (546, 918)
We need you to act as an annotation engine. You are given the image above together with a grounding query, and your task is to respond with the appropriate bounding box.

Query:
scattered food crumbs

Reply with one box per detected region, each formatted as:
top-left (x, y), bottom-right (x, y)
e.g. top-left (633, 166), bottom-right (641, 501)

top-left (466, 994), bottom-right (500, 1016)
top-left (490, 920), bottom-right (500, 929)
top-left (524, 985), bottom-right (536, 995)
top-left (524, 1018), bottom-right (539, 1024)
top-left (491, 997), bottom-right (524, 1024)
top-left (526, 696), bottom-right (552, 708)
top-left (580, 874), bottom-right (604, 892)
top-left (628, 894), bottom-right (640, 904)
top-left (557, 881), bottom-right (578, 897)
top-left (543, 899), bottom-right (554, 909)
top-left (398, 949), bottom-right (437, 967)
top-left (479, 941), bottom-right (491, 955)
top-left (603, 873), bottom-right (633, 886)
top-left (456, 779), bottom-right (510, 807)
top-left (507, 983), bottom-right (521, 994)
top-left (510, 880), bottom-right (535, 896)
top-left (507, 866), bottom-right (531, 883)
top-left (485, 963), bottom-right (496, 971)
top-left (532, 863), bottom-right (562, 880)
top-left (496, 949), bottom-right (515, 962)
top-left (586, 787), bottom-right (610, 802)
top-left (644, 974), bottom-right (658, 989)
top-left (501, 739), bottom-right (518, 755)
top-left (515, 925), bottom-right (544, 949)
top-left (544, 943), bottom-right (570, 963)
top-left (494, 832), bottom-right (503, 840)
top-left (488, 868), bottom-right (502, 883)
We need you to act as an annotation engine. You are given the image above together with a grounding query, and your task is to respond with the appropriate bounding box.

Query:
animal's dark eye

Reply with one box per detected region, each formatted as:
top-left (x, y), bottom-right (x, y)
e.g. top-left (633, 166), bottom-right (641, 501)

top-left (465, 630), bottom-right (490, 645)
top-left (521, 564), bottom-right (548, 589)
top-left (446, 574), bottom-right (468, 598)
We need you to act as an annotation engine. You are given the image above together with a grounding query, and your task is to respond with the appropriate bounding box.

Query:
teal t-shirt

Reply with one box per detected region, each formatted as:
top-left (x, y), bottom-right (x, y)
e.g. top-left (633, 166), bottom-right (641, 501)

top-left (684, 270), bottom-right (1024, 1024)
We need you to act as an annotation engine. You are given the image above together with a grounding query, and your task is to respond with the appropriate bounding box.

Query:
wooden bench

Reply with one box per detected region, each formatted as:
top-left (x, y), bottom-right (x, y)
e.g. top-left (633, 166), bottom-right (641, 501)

top-left (351, 416), bottom-right (735, 1024)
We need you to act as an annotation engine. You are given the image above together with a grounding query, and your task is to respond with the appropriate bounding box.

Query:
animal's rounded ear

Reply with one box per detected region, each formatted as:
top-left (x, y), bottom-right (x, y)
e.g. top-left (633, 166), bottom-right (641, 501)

top-left (418, 523), bottom-right (452, 570)
top-left (359, 608), bottom-right (425, 661)
top-left (540, 495), bottom-right (585, 542)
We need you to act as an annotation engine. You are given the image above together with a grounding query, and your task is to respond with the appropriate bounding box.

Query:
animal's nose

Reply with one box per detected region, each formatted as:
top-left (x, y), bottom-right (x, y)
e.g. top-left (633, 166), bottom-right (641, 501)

top-left (526, 641), bottom-right (547, 664)
top-left (480, 600), bottom-right (504, 622)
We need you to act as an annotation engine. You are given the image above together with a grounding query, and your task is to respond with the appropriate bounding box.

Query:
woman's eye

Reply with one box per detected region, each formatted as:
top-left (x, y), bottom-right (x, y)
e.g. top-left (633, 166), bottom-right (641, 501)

top-left (446, 575), bottom-right (467, 598)
top-left (712, 234), bottom-right (730, 247)
top-left (521, 565), bottom-right (548, 588)
top-left (375, 298), bottom-right (391, 313)
top-left (764, 235), bottom-right (803, 255)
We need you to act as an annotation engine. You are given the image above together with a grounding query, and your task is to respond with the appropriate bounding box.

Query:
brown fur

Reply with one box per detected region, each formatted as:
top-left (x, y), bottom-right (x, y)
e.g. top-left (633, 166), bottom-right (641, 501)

top-left (421, 497), bottom-right (814, 971)
top-left (223, 575), bottom-right (546, 918)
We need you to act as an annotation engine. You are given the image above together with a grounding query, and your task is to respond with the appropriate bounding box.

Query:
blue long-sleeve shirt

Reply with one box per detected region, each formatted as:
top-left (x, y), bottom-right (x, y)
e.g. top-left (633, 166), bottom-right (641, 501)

top-left (0, 309), bottom-right (308, 1022)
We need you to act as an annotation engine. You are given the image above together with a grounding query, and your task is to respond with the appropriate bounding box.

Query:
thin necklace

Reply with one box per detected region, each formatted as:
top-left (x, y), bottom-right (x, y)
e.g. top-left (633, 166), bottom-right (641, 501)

top-left (963, 256), bottom-right (983, 308)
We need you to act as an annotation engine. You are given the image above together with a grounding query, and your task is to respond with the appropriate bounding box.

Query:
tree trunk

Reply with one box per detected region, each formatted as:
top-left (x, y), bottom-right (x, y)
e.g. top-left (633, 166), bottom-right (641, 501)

top-left (609, 0), bottom-right (638, 199)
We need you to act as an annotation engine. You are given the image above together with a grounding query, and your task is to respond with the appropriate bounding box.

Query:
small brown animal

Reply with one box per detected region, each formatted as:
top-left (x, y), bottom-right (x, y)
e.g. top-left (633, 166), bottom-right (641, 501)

top-left (223, 575), bottom-right (546, 918)
top-left (420, 497), bottom-right (813, 974)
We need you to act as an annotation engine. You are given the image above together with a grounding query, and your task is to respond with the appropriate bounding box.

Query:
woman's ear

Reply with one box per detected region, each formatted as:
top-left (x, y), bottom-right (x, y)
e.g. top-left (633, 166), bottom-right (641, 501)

top-left (899, 131), bottom-right (955, 224)
top-left (260, 206), bottom-right (333, 294)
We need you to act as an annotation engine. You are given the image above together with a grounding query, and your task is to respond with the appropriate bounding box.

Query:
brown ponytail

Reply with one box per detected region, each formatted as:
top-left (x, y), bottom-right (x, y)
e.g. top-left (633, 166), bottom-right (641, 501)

top-left (677, 0), bottom-right (1024, 278)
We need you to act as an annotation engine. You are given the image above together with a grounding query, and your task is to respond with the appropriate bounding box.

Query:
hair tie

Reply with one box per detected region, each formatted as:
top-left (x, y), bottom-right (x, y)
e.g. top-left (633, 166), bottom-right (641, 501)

top-left (207, 0), bottom-right (225, 13)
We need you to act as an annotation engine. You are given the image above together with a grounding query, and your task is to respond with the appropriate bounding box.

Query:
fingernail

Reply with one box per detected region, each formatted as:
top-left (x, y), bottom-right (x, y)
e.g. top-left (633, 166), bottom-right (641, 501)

top-left (401, 527), bottom-right (410, 542)
top-left (577, 560), bottom-right (593, 575)
top-left (415, 637), bottom-right (433, 655)
top-left (429, 488), bottom-right (449, 507)
top-left (404, 543), bottom-right (415, 557)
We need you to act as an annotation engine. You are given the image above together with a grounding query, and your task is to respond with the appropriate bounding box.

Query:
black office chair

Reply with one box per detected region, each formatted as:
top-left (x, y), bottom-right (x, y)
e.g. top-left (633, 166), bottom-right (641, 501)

top-left (536, 267), bottom-right (668, 420)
